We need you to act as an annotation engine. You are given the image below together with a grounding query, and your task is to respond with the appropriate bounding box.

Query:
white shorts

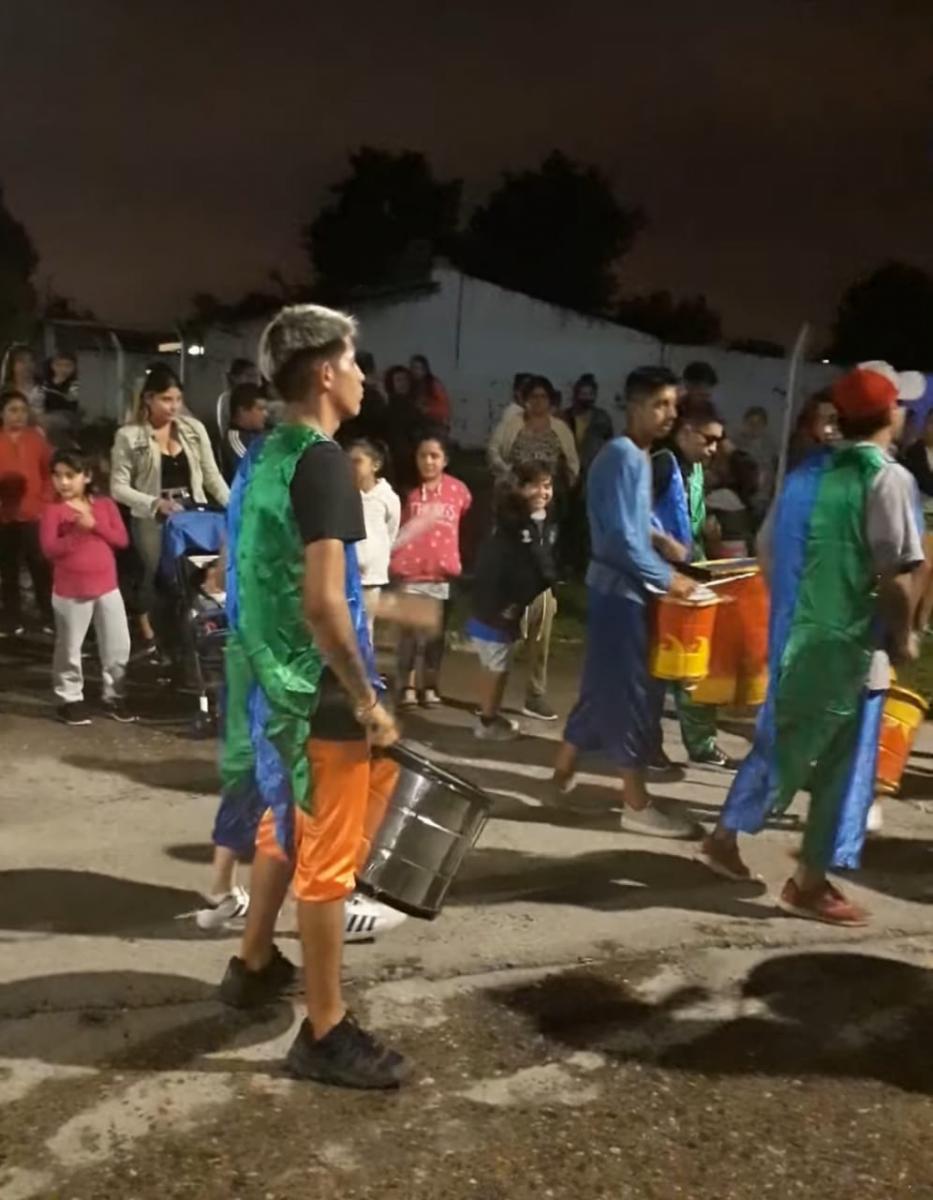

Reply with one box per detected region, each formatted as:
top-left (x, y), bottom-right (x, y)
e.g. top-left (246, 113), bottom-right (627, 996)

top-left (473, 637), bottom-right (515, 673)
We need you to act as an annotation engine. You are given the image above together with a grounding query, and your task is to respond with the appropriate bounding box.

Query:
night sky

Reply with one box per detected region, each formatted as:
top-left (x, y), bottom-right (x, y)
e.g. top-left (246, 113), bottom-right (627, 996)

top-left (2, 0), bottom-right (931, 342)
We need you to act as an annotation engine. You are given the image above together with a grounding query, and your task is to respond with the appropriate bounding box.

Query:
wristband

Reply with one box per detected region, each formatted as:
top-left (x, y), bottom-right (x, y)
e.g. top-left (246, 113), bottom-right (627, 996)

top-left (354, 696), bottom-right (379, 724)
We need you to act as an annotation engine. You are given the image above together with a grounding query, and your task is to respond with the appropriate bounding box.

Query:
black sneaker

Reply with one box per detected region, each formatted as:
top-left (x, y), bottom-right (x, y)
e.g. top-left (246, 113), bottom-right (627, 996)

top-left (58, 701), bottom-right (92, 726)
top-left (690, 744), bottom-right (740, 771)
top-left (647, 748), bottom-right (687, 782)
top-left (132, 640), bottom-right (171, 668)
top-left (217, 945), bottom-right (297, 1009)
top-left (521, 695), bottom-right (558, 721)
top-left (103, 698), bottom-right (137, 724)
top-left (285, 1014), bottom-right (410, 1090)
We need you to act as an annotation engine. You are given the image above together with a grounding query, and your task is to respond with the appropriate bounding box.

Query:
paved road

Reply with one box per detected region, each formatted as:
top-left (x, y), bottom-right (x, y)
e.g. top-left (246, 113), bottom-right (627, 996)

top-left (2, 638), bottom-right (933, 1199)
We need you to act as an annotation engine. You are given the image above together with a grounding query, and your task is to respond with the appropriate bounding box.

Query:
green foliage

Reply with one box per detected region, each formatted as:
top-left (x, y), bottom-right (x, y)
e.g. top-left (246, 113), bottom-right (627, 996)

top-left (0, 184), bottom-right (39, 348)
top-left (616, 289), bottom-right (722, 345)
top-left (304, 148), bottom-right (462, 295)
top-left (831, 261), bottom-right (933, 370)
top-left (457, 151), bottom-right (644, 315)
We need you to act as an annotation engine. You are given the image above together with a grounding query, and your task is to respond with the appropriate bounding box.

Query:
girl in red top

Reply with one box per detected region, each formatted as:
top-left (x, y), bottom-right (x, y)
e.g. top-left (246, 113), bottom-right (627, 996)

top-left (390, 429), bottom-right (471, 707)
top-left (40, 449), bottom-right (134, 725)
top-left (0, 389), bottom-right (53, 633)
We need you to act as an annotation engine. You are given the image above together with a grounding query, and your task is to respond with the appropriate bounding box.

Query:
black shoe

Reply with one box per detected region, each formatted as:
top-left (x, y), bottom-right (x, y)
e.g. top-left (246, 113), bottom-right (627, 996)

top-left (690, 745), bottom-right (740, 771)
top-left (217, 945), bottom-right (297, 1009)
top-left (132, 639), bottom-right (171, 668)
top-left (647, 749), bottom-right (686, 782)
top-left (521, 695), bottom-right (558, 721)
top-left (285, 1014), bottom-right (410, 1090)
top-left (103, 698), bottom-right (137, 724)
top-left (58, 701), bottom-right (92, 726)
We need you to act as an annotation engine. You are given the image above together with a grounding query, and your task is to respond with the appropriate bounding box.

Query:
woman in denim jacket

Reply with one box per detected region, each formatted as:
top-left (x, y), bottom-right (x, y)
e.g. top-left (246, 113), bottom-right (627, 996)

top-left (111, 363), bottom-right (229, 656)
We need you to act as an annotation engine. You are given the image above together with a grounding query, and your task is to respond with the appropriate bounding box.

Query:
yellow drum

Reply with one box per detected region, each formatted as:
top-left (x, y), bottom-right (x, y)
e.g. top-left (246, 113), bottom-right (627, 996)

top-left (876, 686), bottom-right (928, 796)
top-left (649, 595), bottom-right (719, 683)
top-left (691, 568), bottom-right (769, 707)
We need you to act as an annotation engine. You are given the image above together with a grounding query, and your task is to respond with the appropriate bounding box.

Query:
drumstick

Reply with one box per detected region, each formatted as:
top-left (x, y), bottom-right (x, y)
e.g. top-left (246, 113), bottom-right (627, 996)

top-left (703, 572), bottom-right (759, 588)
top-left (390, 511), bottom-right (439, 551)
top-left (377, 510), bottom-right (447, 630)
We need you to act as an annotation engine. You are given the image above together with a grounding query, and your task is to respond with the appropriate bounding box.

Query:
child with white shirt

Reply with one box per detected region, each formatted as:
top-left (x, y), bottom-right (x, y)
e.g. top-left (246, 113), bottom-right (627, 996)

top-left (346, 439), bottom-right (400, 638)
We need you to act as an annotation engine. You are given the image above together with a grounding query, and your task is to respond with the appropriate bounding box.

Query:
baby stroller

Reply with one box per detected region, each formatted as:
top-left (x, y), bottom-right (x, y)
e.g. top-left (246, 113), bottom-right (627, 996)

top-left (159, 508), bottom-right (228, 736)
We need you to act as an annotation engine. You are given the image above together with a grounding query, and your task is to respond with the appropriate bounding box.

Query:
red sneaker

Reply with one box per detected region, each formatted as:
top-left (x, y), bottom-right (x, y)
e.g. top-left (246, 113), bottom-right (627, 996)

top-left (779, 878), bottom-right (869, 927)
top-left (696, 835), bottom-right (752, 882)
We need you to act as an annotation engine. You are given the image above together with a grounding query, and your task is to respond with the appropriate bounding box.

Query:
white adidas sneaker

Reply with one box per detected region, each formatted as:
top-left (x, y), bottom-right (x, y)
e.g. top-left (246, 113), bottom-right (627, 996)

top-left (344, 893), bottom-right (408, 943)
top-left (194, 884), bottom-right (250, 930)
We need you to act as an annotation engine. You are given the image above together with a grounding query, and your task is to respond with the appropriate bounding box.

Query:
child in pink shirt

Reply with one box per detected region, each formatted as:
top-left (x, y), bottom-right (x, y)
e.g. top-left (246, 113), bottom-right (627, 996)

top-left (390, 431), bottom-right (471, 707)
top-left (40, 449), bottom-right (134, 726)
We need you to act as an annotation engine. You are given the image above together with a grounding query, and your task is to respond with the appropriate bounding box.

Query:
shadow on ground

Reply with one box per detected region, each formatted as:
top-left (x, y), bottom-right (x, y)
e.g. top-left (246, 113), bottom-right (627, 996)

top-left (0, 869), bottom-right (206, 937)
top-left (0, 970), bottom-right (294, 1069)
top-left (61, 754), bottom-right (219, 794)
top-left (449, 845), bottom-right (771, 920)
top-left (165, 842), bottom-right (216, 865)
top-left (492, 951), bottom-right (933, 1095)
top-left (851, 835), bottom-right (933, 904)
top-left (898, 769), bottom-right (933, 802)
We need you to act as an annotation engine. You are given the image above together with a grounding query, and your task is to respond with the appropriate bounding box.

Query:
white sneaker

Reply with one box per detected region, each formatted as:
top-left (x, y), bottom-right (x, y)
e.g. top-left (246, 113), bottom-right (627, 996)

top-left (866, 801), bottom-right (883, 835)
top-left (344, 893), bottom-right (408, 943)
top-left (194, 885), bottom-right (250, 930)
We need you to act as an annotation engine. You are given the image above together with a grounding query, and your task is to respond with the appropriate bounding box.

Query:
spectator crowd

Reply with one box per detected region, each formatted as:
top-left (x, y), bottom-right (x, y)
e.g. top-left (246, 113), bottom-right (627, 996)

top-left (0, 337), bottom-right (855, 741)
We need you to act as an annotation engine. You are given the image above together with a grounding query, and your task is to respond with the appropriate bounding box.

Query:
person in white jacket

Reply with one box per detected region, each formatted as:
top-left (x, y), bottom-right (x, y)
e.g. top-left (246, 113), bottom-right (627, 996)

top-left (487, 377), bottom-right (580, 483)
top-left (346, 438), bottom-right (401, 637)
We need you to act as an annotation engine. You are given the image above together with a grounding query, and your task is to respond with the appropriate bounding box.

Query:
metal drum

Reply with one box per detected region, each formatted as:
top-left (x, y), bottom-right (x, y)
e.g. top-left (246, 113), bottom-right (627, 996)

top-left (357, 742), bottom-right (492, 920)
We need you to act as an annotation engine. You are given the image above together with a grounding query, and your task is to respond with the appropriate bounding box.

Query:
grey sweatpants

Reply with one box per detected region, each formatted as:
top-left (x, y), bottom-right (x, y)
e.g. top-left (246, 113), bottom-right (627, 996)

top-left (52, 589), bottom-right (131, 704)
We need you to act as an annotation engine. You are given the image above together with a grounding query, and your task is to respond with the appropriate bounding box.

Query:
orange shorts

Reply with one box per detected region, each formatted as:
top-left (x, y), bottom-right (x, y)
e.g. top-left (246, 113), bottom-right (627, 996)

top-left (254, 739), bottom-right (398, 903)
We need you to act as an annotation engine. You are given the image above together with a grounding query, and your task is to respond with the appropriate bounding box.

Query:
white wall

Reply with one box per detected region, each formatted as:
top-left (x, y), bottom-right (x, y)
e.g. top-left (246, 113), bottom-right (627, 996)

top-left (192, 267), bottom-right (840, 448)
top-left (356, 268), bottom-right (839, 446)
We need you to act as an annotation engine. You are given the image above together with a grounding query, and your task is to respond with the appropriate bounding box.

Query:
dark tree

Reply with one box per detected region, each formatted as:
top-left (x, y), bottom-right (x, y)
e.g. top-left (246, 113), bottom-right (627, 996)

top-left (458, 151), bottom-right (644, 314)
top-left (43, 292), bottom-right (97, 321)
top-left (186, 269), bottom-right (304, 333)
top-left (831, 261), bottom-right (933, 370)
top-left (616, 290), bottom-right (722, 345)
top-left (188, 289), bottom-right (284, 327)
top-left (304, 148), bottom-right (462, 294)
top-left (0, 184), bottom-right (39, 348)
top-left (728, 337), bottom-right (785, 358)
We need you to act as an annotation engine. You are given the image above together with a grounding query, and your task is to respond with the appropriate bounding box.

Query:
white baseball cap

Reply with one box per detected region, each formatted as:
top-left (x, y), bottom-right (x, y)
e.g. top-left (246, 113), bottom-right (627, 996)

top-left (857, 361), bottom-right (927, 403)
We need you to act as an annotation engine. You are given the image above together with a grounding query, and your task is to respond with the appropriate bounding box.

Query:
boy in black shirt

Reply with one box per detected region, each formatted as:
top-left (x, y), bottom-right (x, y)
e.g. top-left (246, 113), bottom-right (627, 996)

top-left (466, 462), bottom-right (558, 739)
top-left (221, 383), bottom-right (268, 481)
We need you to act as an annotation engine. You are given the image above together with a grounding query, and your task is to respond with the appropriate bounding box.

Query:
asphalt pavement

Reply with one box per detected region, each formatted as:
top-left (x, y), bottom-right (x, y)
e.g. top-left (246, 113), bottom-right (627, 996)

top-left (2, 637), bottom-right (933, 1199)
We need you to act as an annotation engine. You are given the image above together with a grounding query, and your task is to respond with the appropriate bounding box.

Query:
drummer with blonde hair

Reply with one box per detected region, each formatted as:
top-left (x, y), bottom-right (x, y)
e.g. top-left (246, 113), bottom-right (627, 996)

top-left (214, 304), bottom-right (430, 1090)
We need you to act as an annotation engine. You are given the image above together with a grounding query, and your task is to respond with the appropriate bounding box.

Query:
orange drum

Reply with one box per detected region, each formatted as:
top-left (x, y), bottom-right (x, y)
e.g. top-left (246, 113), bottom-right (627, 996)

top-left (649, 595), bottom-right (719, 684)
top-left (876, 686), bottom-right (928, 796)
top-left (691, 568), bottom-right (770, 706)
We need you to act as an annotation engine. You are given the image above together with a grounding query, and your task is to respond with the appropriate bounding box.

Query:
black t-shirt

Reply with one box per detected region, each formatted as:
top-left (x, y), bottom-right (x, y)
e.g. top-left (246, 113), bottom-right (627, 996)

top-left (161, 449), bottom-right (192, 494)
top-left (290, 439), bottom-right (366, 545)
top-left (289, 439), bottom-right (367, 740)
